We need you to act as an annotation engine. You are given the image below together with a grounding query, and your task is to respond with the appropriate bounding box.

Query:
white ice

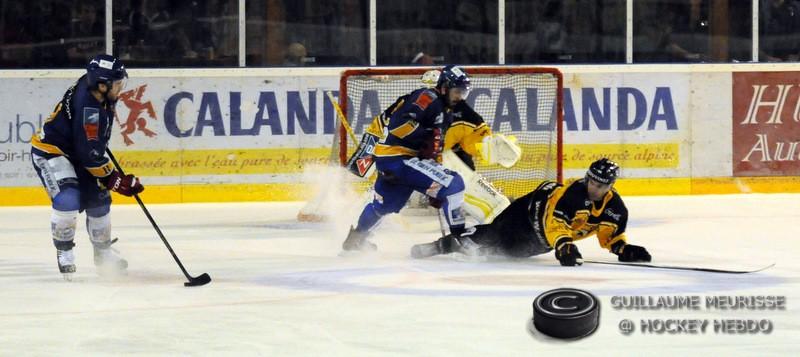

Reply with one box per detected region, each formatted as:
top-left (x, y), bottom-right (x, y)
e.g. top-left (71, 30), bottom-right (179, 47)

top-left (1, 194), bottom-right (799, 356)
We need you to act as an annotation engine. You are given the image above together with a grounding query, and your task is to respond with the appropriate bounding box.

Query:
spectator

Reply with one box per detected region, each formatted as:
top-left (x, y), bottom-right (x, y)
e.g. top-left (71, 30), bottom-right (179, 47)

top-left (67, 2), bottom-right (104, 65)
top-left (284, 42), bottom-right (307, 66)
top-left (668, 0), bottom-right (710, 62)
top-left (760, 0), bottom-right (800, 61)
top-left (0, 2), bottom-right (34, 66)
top-left (411, 52), bottom-right (435, 65)
top-left (634, 1), bottom-right (708, 63)
top-left (30, 1), bottom-right (71, 67)
top-left (536, 1), bottom-right (568, 62)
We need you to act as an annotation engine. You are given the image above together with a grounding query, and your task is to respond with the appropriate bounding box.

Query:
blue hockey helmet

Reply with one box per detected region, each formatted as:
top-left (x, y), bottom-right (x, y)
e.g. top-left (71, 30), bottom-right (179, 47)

top-left (586, 158), bottom-right (620, 185)
top-left (436, 65), bottom-right (471, 91)
top-left (86, 54), bottom-right (127, 89)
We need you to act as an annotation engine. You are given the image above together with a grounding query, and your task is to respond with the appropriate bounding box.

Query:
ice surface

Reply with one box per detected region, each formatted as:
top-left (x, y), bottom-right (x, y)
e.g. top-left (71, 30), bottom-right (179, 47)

top-left (1, 194), bottom-right (798, 356)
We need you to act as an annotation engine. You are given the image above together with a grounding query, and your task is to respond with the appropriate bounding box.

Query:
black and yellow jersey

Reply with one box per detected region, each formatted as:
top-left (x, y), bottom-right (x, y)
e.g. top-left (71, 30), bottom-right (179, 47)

top-left (373, 88), bottom-right (449, 159)
top-left (444, 100), bottom-right (492, 157)
top-left (457, 179), bottom-right (629, 258)
top-left (541, 179), bottom-right (628, 250)
top-left (31, 75), bottom-right (116, 178)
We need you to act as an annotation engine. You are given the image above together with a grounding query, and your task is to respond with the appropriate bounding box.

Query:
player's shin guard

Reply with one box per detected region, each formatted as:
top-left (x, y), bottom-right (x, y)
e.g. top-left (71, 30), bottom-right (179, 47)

top-left (442, 192), bottom-right (466, 237)
top-left (51, 210), bottom-right (77, 277)
top-left (87, 210), bottom-right (127, 272)
top-left (356, 203), bottom-right (383, 232)
top-left (51, 209), bottom-right (77, 250)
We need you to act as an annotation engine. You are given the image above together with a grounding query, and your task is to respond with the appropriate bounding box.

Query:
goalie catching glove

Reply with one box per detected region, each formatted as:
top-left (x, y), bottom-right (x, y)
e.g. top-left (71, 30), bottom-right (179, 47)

top-left (100, 170), bottom-right (144, 196)
top-left (477, 133), bottom-right (522, 168)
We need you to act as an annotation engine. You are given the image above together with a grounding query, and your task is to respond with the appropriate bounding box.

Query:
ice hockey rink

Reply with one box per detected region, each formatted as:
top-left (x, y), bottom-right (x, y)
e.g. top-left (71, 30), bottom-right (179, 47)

top-left (1, 193), bottom-right (799, 356)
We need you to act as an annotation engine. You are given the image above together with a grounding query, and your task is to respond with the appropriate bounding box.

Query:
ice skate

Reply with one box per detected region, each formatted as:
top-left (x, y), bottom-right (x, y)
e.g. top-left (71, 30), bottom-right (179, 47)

top-left (410, 241), bottom-right (442, 259)
top-left (93, 243), bottom-right (128, 275)
top-left (57, 249), bottom-right (76, 281)
top-left (341, 226), bottom-right (377, 252)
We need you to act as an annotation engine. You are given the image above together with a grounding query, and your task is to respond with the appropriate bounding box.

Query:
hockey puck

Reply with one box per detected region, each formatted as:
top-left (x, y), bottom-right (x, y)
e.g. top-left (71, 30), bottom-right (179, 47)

top-left (532, 288), bottom-right (599, 339)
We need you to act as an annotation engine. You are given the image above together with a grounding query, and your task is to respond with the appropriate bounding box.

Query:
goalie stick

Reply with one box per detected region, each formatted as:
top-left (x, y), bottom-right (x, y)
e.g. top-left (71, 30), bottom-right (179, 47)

top-left (327, 91), bottom-right (359, 145)
top-left (106, 149), bottom-right (212, 287)
top-left (583, 260), bottom-right (775, 274)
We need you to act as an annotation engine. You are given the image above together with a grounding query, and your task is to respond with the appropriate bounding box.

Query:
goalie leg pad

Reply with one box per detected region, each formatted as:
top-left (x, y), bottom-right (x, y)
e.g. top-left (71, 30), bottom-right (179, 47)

top-left (442, 150), bottom-right (510, 224)
top-left (463, 176), bottom-right (510, 224)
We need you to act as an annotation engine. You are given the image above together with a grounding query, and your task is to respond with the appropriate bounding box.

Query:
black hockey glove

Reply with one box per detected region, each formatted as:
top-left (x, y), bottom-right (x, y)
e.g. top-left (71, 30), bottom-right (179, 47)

top-left (555, 238), bottom-right (583, 266)
top-left (418, 128), bottom-right (442, 160)
top-left (611, 241), bottom-right (652, 262)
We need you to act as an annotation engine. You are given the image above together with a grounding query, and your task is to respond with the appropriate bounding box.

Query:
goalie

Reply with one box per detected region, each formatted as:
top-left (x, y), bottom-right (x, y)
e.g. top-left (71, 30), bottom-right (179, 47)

top-left (346, 69), bottom-right (522, 225)
top-left (410, 158), bottom-right (652, 266)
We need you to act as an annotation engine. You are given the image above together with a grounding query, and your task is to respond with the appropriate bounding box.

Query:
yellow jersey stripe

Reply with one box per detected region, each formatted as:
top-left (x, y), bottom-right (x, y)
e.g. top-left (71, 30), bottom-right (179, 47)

top-left (30, 134), bottom-right (67, 156)
top-left (374, 144), bottom-right (418, 157)
top-left (86, 162), bottom-right (114, 177)
top-left (389, 121), bottom-right (419, 139)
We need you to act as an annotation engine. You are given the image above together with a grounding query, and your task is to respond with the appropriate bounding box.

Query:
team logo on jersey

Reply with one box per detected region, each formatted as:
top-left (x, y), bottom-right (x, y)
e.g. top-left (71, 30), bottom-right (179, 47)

top-left (604, 208), bottom-right (622, 220)
top-left (413, 91), bottom-right (435, 110)
top-left (83, 107), bottom-right (100, 141)
top-left (116, 84), bottom-right (158, 146)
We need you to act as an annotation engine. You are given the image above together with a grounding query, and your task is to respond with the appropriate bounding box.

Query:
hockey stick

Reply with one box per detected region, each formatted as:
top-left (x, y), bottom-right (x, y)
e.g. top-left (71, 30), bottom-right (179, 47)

top-left (106, 149), bottom-right (211, 287)
top-left (583, 260), bottom-right (775, 274)
top-left (326, 91), bottom-right (359, 145)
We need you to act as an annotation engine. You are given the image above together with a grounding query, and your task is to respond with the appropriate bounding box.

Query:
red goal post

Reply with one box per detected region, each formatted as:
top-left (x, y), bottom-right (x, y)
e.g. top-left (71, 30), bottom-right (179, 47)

top-left (336, 66), bottom-right (563, 199)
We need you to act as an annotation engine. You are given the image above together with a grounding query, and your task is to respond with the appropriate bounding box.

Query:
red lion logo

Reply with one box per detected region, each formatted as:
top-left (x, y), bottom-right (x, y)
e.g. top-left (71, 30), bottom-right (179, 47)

top-left (116, 84), bottom-right (157, 146)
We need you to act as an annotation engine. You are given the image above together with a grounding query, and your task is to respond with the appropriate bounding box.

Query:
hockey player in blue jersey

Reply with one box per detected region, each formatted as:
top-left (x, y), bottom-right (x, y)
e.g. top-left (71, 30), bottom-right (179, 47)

top-left (342, 65), bottom-right (471, 251)
top-left (31, 54), bottom-right (144, 280)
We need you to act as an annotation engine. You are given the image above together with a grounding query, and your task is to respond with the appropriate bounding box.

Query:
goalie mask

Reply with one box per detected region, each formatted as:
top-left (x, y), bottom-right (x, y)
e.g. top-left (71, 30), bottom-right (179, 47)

top-left (421, 70), bottom-right (441, 88)
top-left (586, 158), bottom-right (619, 185)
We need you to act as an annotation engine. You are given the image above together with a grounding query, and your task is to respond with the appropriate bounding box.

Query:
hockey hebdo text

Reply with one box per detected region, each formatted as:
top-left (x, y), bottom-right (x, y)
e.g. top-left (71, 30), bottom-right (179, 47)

top-left (613, 295), bottom-right (787, 335)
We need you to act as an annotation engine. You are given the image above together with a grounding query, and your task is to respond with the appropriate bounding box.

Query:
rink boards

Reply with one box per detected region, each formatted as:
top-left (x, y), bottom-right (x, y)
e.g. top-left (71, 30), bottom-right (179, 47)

top-left (1, 64), bottom-right (799, 205)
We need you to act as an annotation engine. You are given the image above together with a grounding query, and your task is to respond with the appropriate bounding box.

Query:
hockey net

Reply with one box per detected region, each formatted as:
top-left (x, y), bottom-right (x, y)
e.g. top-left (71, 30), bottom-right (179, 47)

top-left (298, 66), bottom-right (563, 222)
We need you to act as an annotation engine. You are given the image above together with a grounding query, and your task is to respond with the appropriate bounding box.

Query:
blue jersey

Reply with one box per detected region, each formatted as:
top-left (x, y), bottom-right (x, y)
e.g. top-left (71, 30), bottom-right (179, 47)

top-left (31, 75), bottom-right (116, 178)
top-left (373, 88), bottom-right (451, 159)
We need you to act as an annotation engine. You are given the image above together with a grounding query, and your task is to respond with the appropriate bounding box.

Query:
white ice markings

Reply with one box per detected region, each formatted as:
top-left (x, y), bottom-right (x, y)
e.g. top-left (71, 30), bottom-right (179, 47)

top-left (254, 261), bottom-right (784, 297)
